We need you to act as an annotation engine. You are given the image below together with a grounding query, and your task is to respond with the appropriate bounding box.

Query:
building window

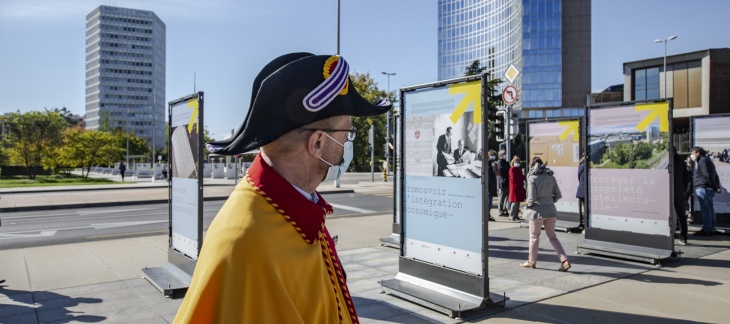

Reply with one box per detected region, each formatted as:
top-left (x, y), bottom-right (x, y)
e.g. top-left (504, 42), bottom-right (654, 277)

top-left (528, 110), bottom-right (544, 118)
top-left (546, 109), bottom-right (561, 118)
top-left (634, 67), bottom-right (660, 101)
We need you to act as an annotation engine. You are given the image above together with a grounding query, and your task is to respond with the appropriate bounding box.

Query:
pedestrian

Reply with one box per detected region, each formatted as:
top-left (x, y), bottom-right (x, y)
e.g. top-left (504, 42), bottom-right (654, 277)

top-left (486, 150), bottom-right (498, 221)
top-left (521, 157), bottom-right (571, 271)
top-left (119, 162), bottom-right (126, 182)
top-left (496, 150), bottom-right (511, 216)
top-left (673, 148), bottom-right (692, 245)
top-left (690, 146), bottom-right (723, 236)
top-left (685, 156), bottom-right (694, 223)
top-left (174, 52), bottom-right (391, 323)
top-left (576, 155), bottom-right (587, 228)
top-left (161, 164), bottom-right (168, 181)
top-left (508, 156), bottom-right (525, 221)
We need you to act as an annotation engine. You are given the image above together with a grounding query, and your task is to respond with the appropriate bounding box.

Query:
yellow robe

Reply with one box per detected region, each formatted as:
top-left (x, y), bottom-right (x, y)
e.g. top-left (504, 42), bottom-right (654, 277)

top-left (174, 155), bottom-right (357, 323)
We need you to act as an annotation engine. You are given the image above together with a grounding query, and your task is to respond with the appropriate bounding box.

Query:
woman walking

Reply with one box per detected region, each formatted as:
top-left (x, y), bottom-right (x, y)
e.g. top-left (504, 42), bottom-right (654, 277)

top-left (521, 157), bottom-right (571, 271)
top-left (508, 156), bottom-right (525, 221)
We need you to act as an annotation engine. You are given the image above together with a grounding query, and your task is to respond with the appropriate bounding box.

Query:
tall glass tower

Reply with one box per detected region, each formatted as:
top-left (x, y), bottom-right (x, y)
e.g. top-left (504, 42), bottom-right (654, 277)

top-left (438, 0), bottom-right (590, 118)
top-left (85, 5), bottom-right (166, 149)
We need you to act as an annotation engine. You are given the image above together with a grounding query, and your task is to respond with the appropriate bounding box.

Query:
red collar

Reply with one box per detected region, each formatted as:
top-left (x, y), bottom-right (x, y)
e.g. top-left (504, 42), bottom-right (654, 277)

top-left (245, 154), bottom-right (333, 244)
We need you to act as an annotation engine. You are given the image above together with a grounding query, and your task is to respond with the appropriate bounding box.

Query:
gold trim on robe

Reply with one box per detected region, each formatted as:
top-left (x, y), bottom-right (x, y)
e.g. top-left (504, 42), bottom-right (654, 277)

top-left (174, 154), bottom-right (358, 323)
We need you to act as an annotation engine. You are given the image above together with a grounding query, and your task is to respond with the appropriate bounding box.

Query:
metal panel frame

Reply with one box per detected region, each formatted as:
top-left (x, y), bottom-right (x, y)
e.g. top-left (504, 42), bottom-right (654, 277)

top-left (689, 113), bottom-right (730, 232)
top-left (578, 99), bottom-right (675, 264)
top-left (381, 75), bottom-right (506, 318)
top-left (143, 91), bottom-right (204, 296)
top-left (522, 117), bottom-right (585, 231)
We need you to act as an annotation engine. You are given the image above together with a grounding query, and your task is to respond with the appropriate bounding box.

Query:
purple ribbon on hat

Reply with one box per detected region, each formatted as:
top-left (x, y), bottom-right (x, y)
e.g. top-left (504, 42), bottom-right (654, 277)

top-left (206, 143), bottom-right (223, 153)
top-left (303, 56), bottom-right (350, 112)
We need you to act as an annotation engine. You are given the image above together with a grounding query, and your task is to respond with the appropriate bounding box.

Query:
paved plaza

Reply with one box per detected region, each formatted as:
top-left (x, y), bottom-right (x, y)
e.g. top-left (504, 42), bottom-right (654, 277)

top-left (1, 175), bottom-right (729, 323)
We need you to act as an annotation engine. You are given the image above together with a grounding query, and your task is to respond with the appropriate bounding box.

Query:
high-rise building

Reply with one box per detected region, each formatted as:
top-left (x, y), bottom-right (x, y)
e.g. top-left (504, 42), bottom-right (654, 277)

top-left (437, 0), bottom-right (590, 119)
top-left (85, 5), bottom-right (166, 149)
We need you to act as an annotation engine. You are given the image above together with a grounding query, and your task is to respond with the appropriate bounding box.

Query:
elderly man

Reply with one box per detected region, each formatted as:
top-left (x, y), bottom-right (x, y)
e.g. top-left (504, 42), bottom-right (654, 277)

top-left (453, 139), bottom-right (472, 164)
top-left (173, 53), bottom-right (390, 323)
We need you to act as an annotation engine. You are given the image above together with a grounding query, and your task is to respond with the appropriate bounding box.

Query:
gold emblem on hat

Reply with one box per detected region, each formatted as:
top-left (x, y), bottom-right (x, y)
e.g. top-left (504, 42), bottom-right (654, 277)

top-left (323, 56), bottom-right (349, 95)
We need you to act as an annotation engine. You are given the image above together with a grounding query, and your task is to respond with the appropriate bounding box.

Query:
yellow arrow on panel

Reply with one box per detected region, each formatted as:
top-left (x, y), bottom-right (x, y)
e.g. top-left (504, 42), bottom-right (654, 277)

top-left (187, 99), bottom-right (199, 134)
top-left (558, 120), bottom-right (579, 141)
top-left (635, 102), bottom-right (668, 132)
top-left (448, 81), bottom-right (481, 124)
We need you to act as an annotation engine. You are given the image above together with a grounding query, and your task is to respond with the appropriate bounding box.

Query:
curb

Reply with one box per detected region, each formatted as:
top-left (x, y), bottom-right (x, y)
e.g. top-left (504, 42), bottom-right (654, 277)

top-left (0, 189), bottom-right (355, 213)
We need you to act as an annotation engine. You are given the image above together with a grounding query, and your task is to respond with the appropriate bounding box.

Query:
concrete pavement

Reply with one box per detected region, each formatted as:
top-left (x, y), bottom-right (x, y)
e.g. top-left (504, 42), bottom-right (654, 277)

top-left (2, 174), bottom-right (730, 323)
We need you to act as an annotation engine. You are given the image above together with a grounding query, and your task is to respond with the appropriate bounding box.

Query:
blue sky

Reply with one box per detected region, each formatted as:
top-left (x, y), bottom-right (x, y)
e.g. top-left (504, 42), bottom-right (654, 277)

top-left (1, 0), bottom-right (729, 140)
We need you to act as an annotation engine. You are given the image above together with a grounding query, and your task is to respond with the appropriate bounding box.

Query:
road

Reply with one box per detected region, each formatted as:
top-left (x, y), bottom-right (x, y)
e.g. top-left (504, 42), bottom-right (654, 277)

top-left (0, 191), bottom-right (394, 250)
top-left (653, 153), bottom-right (669, 169)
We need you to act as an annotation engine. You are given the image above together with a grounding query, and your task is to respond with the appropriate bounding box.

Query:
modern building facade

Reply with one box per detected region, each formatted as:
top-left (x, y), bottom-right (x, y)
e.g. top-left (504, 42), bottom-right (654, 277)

top-left (623, 48), bottom-right (730, 151)
top-left (437, 0), bottom-right (590, 119)
top-left (624, 48), bottom-right (730, 122)
top-left (85, 5), bottom-right (166, 149)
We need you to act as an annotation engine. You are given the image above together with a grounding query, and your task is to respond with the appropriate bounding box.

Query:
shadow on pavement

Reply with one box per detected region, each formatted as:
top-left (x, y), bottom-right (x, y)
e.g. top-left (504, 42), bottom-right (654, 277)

top-left (668, 258), bottom-right (730, 268)
top-left (626, 272), bottom-right (722, 286)
top-left (488, 235), bottom-right (528, 242)
top-left (0, 286), bottom-right (105, 323)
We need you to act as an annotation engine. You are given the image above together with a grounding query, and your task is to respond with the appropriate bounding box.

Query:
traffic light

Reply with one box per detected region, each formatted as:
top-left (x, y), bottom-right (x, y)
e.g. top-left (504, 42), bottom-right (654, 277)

top-left (509, 110), bottom-right (520, 139)
top-left (495, 110), bottom-right (506, 142)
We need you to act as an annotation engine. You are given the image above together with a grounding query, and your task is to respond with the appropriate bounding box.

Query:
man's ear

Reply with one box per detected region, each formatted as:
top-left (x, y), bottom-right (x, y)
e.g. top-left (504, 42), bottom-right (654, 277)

top-left (307, 130), bottom-right (325, 159)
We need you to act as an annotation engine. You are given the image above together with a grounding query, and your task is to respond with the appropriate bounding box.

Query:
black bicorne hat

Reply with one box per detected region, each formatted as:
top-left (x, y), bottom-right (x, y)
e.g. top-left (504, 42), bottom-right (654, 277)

top-left (206, 52), bottom-right (392, 155)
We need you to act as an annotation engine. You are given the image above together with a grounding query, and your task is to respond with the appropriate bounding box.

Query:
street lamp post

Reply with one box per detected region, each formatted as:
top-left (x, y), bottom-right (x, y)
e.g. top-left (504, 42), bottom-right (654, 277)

top-left (382, 72), bottom-right (396, 177)
top-left (654, 35), bottom-right (677, 99)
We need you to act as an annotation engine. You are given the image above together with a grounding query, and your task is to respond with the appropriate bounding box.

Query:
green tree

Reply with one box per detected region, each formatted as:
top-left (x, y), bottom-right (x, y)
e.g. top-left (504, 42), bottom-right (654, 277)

top-left (49, 107), bottom-right (75, 125)
top-left (202, 126), bottom-right (213, 161)
top-left (0, 147), bottom-right (7, 167)
top-left (634, 142), bottom-right (653, 160)
top-left (112, 130), bottom-right (150, 162)
top-left (349, 72), bottom-right (389, 171)
top-left (657, 132), bottom-right (669, 151)
top-left (464, 60), bottom-right (487, 76)
top-left (609, 143), bottom-right (635, 166)
top-left (1, 110), bottom-right (69, 178)
top-left (98, 111), bottom-right (115, 132)
top-left (59, 128), bottom-right (124, 177)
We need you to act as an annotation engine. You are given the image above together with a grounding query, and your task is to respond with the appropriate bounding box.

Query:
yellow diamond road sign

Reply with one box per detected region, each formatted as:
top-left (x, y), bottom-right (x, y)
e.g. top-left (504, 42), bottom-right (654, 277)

top-left (504, 64), bottom-right (520, 83)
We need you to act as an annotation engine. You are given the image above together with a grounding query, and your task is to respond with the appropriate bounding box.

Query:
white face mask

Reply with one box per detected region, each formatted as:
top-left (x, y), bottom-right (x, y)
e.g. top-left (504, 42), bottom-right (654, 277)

top-left (690, 154), bottom-right (697, 161)
top-left (320, 133), bottom-right (353, 182)
top-left (515, 162), bottom-right (521, 167)
top-left (490, 155), bottom-right (497, 160)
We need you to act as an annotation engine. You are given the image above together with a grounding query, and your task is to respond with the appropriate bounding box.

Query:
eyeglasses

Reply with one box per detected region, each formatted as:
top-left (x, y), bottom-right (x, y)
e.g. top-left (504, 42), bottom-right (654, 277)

top-left (301, 126), bottom-right (357, 142)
